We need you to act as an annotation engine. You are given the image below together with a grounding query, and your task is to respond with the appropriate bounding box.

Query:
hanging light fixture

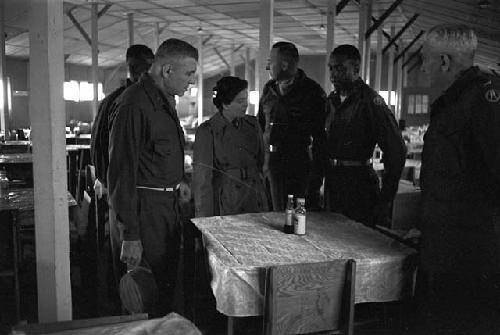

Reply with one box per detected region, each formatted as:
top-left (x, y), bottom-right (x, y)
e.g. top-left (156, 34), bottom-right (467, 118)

top-left (320, 14), bottom-right (325, 30)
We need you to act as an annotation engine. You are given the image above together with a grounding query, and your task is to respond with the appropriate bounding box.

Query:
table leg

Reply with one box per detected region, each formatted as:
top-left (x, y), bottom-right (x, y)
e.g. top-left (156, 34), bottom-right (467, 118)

top-left (227, 316), bottom-right (234, 335)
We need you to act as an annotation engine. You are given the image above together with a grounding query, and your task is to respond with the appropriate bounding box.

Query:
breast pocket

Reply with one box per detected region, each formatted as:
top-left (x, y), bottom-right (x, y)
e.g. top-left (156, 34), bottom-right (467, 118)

top-left (152, 140), bottom-right (171, 176)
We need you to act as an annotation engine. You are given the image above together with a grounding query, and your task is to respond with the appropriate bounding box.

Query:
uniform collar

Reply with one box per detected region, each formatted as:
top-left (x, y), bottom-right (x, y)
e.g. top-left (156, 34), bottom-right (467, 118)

top-left (432, 66), bottom-right (479, 109)
top-left (268, 68), bottom-right (308, 96)
top-left (139, 73), bottom-right (177, 113)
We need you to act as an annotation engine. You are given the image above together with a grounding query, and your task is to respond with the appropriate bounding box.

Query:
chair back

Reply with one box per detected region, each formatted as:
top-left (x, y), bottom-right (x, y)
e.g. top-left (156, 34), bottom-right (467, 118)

top-left (264, 259), bottom-right (356, 335)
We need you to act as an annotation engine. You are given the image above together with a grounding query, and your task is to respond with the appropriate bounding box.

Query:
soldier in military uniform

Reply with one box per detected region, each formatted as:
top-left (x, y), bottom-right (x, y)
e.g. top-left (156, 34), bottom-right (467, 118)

top-left (108, 38), bottom-right (198, 315)
top-left (258, 41), bottom-right (326, 211)
top-left (90, 45), bottom-right (154, 300)
top-left (417, 24), bottom-right (500, 333)
top-left (193, 76), bottom-right (268, 217)
top-left (324, 45), bottom-right (406, 227)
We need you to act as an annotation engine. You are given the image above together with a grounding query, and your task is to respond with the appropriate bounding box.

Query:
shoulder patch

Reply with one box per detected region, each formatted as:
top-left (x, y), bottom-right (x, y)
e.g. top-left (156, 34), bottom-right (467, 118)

top-left (373, 95), bottom-right (384, 106)
top-left (485, 88), bottom-right (500, 103)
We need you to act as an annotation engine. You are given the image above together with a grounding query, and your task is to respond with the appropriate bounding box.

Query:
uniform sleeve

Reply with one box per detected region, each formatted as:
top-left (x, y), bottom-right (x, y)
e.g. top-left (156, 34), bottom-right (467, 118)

top-left (257, 88), bottom-right (267, 132)
top-left (371, 96), bottom-right (407, 201)
top-left (193, 122), bottom-right (215, 217)
top-left (251, 116), bottom-right (266, 170)
top-left (90, 96), bottom-right (111, 184)
top-left (471, 82), bottom-right (500, 192)
top-left (108, 103), bottom-right (145, 240)
top-left (307, 87), bottom-right (328, 208)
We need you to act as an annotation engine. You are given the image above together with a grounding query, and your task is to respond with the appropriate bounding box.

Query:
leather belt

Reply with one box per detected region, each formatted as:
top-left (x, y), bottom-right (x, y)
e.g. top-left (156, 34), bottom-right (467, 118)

top-left (329, 158), bottom-right (372, 167)
top-left (136, 184), bottom-right (180, 192)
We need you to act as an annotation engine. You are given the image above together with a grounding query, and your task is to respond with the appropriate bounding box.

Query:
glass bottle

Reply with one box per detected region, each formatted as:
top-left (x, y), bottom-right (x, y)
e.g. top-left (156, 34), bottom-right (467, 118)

top-left (284, 194), bottom-right (294, 234)
top-left (0, 170), bottom-right (9, 200)
top-left (294, 198), bottom-right (306, 235)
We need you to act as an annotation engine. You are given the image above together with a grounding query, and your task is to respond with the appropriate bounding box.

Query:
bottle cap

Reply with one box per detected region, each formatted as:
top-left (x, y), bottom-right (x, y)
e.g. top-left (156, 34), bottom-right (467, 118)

top-left (287, 194), bottom-right (293, 198)
top-left (297, 197), bottom-right (305, 204)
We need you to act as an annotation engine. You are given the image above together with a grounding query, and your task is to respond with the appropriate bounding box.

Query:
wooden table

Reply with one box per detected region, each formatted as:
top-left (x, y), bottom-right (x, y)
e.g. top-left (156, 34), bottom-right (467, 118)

top-left (189, 212), bottom-right (417, 333)
top-left (0, 188), bottom-right (77, 322)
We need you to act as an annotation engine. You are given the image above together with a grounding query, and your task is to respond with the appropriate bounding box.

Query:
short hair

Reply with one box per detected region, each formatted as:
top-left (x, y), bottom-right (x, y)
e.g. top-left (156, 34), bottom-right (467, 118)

top-left (126, 44), bottom-right (154, 75)
top-left (272, 41), bottom-right (299, 65)
top-left (155, 38), bottom-right (199, 62)
top-left (331, 44), bottom-right (361, 63)
top-left (212, 76), bottom-right (248, 111)
top-left (425, 24), bottom-right (477, 55)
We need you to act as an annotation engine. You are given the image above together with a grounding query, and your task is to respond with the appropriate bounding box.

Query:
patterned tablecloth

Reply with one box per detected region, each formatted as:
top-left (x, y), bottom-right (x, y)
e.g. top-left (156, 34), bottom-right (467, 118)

top-left (191, 212), bottom-right (418, 317)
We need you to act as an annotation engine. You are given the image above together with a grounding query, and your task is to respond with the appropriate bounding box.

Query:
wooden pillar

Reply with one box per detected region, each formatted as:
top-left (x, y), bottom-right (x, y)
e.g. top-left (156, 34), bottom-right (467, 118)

top-left (153, 22), bottom-right (160, 50)
top-left (396, 42), bottom-right (404, 120)
top-left (374, 24), bottom-right (383, 92)
top-left (387, 25), bottom-right (395, 110)
top-left (230, 43), bottom-right (235, 76)
top-left (128, 13), bottom-right (134, 46)
top-left (197, 33), bottom-right (203, 124)
top-left (364, 0), bottom-right (372, 84)
top-left (358, 0), bottom-right (368, 81)
top-left (324, 0), bottom-right (336, 92)
top-left (255, 51), bottom-right (260, 115)
top-left (29, 0), bottom-right (72, 322)
top-left (244, 48), bottom-right (250, 82)
top-left (0, 0), bottom-right (8, 136)
top-left (259, 0), bottom-right (273, 99)
top-left (91, 3), bottom-right (98, 120)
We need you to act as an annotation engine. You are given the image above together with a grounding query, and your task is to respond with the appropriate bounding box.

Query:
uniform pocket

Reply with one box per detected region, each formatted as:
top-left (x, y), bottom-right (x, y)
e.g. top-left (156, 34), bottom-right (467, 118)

top-left (152, 140), bottom-right (171, 176)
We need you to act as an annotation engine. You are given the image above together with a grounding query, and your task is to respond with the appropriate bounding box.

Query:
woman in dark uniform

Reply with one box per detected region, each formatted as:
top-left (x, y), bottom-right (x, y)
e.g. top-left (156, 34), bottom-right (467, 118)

top-left (193, 76), bottom-right (269, 217)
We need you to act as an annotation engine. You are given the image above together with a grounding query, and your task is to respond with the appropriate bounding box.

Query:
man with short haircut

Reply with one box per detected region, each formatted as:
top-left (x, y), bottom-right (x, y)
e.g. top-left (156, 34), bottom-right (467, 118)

top-left (258, 41), bottom-right (327, 211)
top-left (324, 45), bottom-right (406, 227)
top-left (108, 38), bottom-right (198, 315)
top-left (418, 24), bottom-right (500, 333)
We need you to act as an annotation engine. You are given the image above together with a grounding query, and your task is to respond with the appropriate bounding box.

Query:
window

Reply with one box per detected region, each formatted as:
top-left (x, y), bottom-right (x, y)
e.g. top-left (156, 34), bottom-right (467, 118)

top-left (63, 81), bottom-right (105, 102)
top-left (407, 94), bottom-right (429, 114)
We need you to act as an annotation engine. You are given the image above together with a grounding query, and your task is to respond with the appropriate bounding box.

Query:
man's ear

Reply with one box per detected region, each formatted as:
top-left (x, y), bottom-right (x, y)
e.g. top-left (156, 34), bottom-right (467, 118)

top-left (440, 54), bottom-right (451, 72)
top-left (162, 64), bottom-right (172, 77)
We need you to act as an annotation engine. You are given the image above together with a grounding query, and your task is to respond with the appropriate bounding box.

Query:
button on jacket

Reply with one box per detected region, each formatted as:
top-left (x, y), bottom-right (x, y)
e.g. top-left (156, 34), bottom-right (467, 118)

top-left (108, 73), bottom-right (185, 240)
top-left (193, 113), bottom-right (268, 217)
top-left (257, 69), bottom-right (327, 209)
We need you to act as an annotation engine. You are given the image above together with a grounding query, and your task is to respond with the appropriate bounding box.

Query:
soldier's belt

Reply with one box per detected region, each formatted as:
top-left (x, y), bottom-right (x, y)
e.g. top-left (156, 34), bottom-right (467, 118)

top-left (329, 158), bottom-right (372, 167)
top-left (136, 184), bottom-right (180, 192)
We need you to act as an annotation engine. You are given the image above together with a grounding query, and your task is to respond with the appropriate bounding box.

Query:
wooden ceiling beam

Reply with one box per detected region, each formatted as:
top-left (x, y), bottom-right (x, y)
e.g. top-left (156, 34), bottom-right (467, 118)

top-left (394, 30), bottom-right (424, 63)
top-left (402, 45), bottom-right (422, 68)
top-left (213, 47), bottom-right (230, 70)
top-left (365, 0), bottom-right (404, 38)
top-left (97, 4), bottom-right (112, 18)
top-left (383, 13), bottom-right (419, 54)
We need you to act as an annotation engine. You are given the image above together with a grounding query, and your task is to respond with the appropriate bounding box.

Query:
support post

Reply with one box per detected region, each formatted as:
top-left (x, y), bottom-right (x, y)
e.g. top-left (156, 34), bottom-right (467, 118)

top-left (387, 25), bottom-right (395, 110)
top-left (128, 13), bottom-right (134, 46)
top-left (0, 0), bottom-right (8, 136)
top-left (374, 24), bottom-right (383, 92)
top-left (259, 0), bottom-right (273, 99)
top-left (91, 3), bottom-right (98, 120)
top-left (197, 32), bottom-right (203, 125)
top-left (325, 0), bottom-right (336, 92)
top-left (153, 22), bottom-right (160, 50)
top-left (245, 48), bottom-right (251, 82)
top-left (29, 0), bottom-right (72, 322)
top-left (396, 42), bottom-right (404, 120)
top-left (230, 43), bottom-right (235, 76)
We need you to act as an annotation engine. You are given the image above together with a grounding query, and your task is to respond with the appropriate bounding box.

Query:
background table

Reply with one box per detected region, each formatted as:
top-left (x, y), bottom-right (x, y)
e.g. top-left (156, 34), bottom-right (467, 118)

top-left (191, 212), bottom-right (417, 317)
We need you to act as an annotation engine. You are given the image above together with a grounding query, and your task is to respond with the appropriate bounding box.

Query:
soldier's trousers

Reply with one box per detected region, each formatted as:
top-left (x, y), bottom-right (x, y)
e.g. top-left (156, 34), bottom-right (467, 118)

top-left (110, 188), bottom-right (181, 316)
top-left (324, 165), bottom-right (380, 227)
top-left (265, 151), bottom-right (310, 211)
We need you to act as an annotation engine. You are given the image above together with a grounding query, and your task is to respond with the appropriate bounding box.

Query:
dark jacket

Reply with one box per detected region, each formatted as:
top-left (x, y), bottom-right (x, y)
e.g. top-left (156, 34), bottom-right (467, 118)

top-left (193, 113), bottom-right (268, 217)
top-left (108, 74), bottom-right (185, 240)
top-left (325, 79), bottom-right (406, 201)
top-left (90, 79), bottom-right (132, 186)
top-left (421, 66), bottom-right (500, 211)
top-left (257, 69), bottom-right (327, 199)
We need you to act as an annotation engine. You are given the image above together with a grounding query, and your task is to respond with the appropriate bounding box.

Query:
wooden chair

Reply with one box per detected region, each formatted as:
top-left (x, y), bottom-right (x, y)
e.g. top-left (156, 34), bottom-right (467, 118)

top-left (264, 259), bottom-right (356, 335)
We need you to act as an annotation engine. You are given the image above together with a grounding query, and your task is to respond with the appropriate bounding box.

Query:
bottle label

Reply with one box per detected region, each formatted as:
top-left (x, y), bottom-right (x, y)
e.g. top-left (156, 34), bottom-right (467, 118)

top-left (294, 214), bottom-right (306, 235)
